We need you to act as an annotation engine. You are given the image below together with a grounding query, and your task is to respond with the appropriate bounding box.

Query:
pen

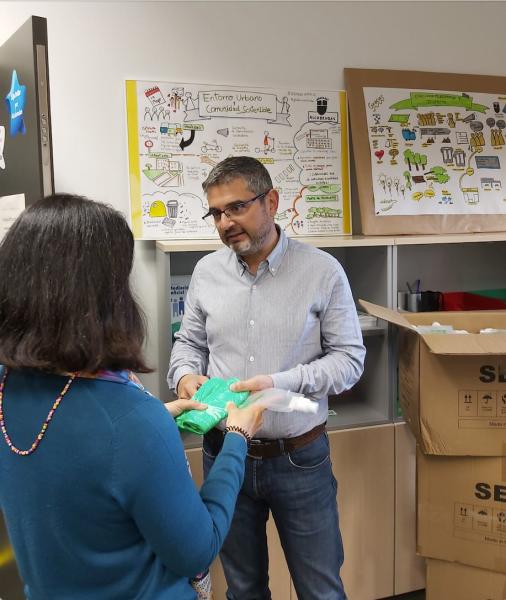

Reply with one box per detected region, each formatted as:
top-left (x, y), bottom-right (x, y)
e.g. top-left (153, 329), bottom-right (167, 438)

top-left (406, 281), bottom-right (413, 293)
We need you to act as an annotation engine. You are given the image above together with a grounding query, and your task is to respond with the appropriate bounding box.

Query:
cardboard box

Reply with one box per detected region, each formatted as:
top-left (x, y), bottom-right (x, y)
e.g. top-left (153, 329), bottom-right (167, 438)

top-left (417, 451), bottom-right (506, 574)
top-left (360, 300), bottom-right (506, 456)
top-left (426, 559), bottom-right (506, 600)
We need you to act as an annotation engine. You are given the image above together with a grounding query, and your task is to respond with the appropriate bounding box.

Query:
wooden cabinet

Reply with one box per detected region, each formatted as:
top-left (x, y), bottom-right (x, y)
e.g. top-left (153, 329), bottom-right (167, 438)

top-left (188, 425), bottom-right (396, 600)
top-left (394, 422), bottom-right (426, 595)
top-left (329, 425), bottom-right (396, 600)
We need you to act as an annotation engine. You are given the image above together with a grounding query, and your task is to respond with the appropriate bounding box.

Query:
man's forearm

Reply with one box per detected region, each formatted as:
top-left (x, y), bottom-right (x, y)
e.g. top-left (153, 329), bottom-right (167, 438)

top-left (270, 345), bottom-right (365, 399)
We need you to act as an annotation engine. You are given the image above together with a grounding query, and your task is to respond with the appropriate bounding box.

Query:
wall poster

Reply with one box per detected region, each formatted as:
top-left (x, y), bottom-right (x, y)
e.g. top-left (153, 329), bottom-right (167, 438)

top-left (126, 80), bottom-right (351, 240)
top-left (364, 87), bottom-right (506, 216)
top-left (345, 68), bottom-right (506, 235)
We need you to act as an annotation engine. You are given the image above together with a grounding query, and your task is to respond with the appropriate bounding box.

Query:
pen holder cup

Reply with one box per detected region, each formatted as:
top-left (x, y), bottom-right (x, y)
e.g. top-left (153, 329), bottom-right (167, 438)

top-left (407, 292), bottom-right (421, 312)
top-left (398, 291), bottom-right (421, 311)
top-left (397, 291), bottom-right (408, 310)
top-left (398, 291), bottom-right (442, 312)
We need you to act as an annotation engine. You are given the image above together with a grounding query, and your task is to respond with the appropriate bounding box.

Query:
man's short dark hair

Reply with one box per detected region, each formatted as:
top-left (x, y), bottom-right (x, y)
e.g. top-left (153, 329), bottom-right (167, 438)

top-left (0, 193), bottom-right (150, 373)
top-left (202, 156), bottom-right (273, 196)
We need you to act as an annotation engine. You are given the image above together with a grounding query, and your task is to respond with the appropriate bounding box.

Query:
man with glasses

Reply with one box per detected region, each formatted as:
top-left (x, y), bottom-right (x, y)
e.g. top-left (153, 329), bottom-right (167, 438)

top-left (168, 156), bottom-right (365, 600)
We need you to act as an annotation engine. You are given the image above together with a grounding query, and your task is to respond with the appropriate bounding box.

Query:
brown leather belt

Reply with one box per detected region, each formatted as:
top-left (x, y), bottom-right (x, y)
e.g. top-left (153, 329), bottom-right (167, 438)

top-left (204, 422), bottom-right (326, 459)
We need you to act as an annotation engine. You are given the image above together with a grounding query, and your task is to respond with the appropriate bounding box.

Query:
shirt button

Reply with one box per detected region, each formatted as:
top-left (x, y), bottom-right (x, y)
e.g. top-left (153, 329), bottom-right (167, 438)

top-left (249, 356), bottom-right (255, 362)
top-left (249, 320), bottom-right (255, 326)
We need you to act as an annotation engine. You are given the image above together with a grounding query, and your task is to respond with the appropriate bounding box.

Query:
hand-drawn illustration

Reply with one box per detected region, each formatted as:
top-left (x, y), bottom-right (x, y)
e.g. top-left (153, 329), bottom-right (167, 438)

top-left (364, 87), bottom-right (506, 215)
top-left (126, 81), bottom-right (350, 239)
top-left (170, 274), bottom-right (191, 341)
top-left (5, 70), bottom-right (26, 137)
top-left (0, 126), bottom-right (5, 169)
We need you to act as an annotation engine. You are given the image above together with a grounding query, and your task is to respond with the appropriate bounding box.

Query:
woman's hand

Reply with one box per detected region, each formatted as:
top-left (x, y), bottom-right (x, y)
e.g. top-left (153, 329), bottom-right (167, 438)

top-left (225, 402), bottom-right (266, 439)
top-left (164, 399), bottom-right (207, 418)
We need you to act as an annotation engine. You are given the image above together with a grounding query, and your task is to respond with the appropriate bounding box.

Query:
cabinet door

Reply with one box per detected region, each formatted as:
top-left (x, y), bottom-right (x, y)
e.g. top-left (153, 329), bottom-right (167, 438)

top-left (186, 447), bottom-right (291, 600)
top-left (394, 422), bottom-right (426, 594)
top-left (291, 425), bottom-right (395, 600)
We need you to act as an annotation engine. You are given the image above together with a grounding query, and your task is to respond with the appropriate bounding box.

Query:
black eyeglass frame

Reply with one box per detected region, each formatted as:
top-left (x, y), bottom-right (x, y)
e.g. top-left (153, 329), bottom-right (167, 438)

top-left (202, 190), bottom-right (271, 224)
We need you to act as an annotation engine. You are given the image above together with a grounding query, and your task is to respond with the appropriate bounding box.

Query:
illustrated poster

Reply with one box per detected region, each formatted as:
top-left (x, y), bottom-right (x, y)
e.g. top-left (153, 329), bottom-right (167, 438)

top-left (170, 275), bottom-right (191, 342)
top-left (364, 87), bottom-right (506, 216)
top-left (126, 81), bottom-right (350, 239)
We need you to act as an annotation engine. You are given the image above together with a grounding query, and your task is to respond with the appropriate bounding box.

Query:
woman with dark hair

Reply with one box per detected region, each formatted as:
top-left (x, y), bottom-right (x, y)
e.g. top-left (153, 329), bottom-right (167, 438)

top-left (0, 194), bottom-right (264, 599)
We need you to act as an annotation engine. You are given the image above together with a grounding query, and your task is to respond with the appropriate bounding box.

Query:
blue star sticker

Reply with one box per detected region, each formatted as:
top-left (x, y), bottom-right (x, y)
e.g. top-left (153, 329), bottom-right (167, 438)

top-left (5, 70), bottom-right (26, 137)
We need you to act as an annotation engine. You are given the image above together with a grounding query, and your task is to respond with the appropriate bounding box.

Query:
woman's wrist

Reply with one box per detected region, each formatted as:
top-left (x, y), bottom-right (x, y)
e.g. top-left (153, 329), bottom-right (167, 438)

top-left (225, 425), bottom-right (252, 445)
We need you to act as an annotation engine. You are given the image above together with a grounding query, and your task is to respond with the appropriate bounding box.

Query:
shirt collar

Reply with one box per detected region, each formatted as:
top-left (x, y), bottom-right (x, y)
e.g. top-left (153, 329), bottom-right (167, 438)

top-left (235, 225), bottom-right (287, 276)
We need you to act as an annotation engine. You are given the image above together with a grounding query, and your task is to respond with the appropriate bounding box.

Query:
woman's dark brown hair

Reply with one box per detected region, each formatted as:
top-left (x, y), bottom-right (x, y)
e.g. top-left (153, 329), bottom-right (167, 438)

top-left (0, 193), bottom-right (151, 373)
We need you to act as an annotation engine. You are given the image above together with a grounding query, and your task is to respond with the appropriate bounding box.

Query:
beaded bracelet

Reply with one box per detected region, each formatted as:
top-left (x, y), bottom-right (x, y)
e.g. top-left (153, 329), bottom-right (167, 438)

top-left (225, 425), bottom-right (252, 445)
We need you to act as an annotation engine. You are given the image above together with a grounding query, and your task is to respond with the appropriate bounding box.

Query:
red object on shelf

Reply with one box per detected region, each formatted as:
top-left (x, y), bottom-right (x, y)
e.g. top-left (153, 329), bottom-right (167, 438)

top-left (441, 292), bottom-right (506, 311)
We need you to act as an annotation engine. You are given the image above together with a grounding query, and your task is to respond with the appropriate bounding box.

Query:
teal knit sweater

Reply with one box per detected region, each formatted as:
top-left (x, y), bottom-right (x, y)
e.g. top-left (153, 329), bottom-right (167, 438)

top-left (0, 369), bottom-right (246, 599)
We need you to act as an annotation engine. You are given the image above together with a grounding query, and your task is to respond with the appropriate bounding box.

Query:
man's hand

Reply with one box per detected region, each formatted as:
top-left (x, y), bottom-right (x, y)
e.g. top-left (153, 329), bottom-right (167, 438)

top-left (230, 374), bottom-right (273, 393)
top-left (164, 399), bottom-right (207, 418)
top-left (176, 374), bottom-right (209, 399)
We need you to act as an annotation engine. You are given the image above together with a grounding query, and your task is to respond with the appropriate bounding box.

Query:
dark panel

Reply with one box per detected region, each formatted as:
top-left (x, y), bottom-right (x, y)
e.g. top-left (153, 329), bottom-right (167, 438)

top-left (0, 16), bottom-right (54, 205)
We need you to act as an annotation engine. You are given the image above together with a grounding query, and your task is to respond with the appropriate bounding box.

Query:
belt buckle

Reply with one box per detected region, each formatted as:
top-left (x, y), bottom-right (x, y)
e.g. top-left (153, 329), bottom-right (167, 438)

top-left (247, 438), bottom-right (265, 459)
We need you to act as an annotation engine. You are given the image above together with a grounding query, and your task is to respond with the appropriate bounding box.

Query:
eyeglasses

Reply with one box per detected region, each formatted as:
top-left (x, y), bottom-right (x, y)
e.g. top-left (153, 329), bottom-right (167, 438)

top-left (202, 190), bottom-right (271, 226)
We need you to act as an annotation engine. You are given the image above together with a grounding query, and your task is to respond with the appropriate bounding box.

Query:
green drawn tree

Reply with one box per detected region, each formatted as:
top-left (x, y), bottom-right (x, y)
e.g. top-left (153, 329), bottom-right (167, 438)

top-left (404, 149), bottom-right (415, 172)
top-left (403, 170), bottom-right (412, 190)
top-left (412, 152), bottom-right (428, 172)
top-left (425, 166), bottom-right (450, 184)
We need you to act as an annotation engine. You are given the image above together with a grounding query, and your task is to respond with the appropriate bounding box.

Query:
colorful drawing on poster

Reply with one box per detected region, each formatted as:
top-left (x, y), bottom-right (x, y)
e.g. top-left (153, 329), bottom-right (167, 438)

top-left (170, 275), bottom-right (191, 341)
top-left (126, 81), bottom-right (351, 240)
top-left (364, 87), bottom-right (506, 216)
top-left (0, 126), bottom-right (5, 169)
top-left (5, 70), bottom-right (26, 137)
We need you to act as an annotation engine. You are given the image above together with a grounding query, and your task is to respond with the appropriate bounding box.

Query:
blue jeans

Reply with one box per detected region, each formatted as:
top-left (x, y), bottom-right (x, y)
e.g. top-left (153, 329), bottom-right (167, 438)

top-left (203, 432), bottom-right (347, 600)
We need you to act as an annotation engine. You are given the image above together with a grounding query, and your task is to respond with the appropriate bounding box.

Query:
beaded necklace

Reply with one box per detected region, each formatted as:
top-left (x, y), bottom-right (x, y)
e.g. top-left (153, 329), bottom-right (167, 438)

top-left (0, 368), bottom-right (77, 456)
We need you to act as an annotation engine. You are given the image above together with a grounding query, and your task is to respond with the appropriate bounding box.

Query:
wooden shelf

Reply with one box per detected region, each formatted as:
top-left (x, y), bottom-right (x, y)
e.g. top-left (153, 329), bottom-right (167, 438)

top-left (361, 325), bottom-right (387, 337)
top-left (394, 231), bottom-right (506, 245)
top-left (328, 397), bottom-right (389, 430)
top-left (156, 234), bottom-right (395, 253)
top-left (156, 238), bottom-right (223, 253)
top-left (156, 231), bottom-right (506, 253)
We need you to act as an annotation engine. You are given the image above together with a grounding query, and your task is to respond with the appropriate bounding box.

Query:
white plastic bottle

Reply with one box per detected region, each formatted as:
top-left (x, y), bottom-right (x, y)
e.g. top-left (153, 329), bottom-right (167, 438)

top-left (247, 388), bottom-right (318, 414)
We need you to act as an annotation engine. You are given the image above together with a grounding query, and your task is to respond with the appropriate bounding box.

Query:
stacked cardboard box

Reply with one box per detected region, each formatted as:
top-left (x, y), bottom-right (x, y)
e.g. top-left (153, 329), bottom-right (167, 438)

top-left (360, 301), bottom-right (506, 599)
top-left (426, 560), bottom-right (506, 600)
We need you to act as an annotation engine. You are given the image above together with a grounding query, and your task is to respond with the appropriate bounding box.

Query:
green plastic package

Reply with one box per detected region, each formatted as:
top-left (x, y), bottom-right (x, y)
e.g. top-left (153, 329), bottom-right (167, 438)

top-left (175, 377), bottom-right (250, 435)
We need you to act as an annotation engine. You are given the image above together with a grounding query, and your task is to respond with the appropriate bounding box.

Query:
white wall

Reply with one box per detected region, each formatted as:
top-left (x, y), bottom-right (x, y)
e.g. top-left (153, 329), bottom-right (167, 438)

top-left (1, 0), bottom-right (505, 395)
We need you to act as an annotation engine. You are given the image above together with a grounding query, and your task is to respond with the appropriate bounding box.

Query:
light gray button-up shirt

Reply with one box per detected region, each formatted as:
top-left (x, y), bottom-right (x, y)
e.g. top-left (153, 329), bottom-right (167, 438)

top-left (167, 229), bottom-right (365, 439)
